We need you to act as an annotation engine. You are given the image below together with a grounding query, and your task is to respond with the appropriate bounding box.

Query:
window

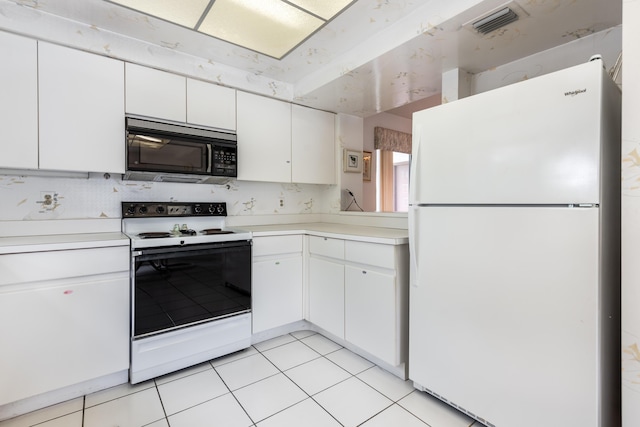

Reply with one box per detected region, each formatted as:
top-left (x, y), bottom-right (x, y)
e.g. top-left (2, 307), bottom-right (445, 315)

top-left (377, 150), bottom-right (410, 212)
top-left (374, 127), bottom-right (411, 212)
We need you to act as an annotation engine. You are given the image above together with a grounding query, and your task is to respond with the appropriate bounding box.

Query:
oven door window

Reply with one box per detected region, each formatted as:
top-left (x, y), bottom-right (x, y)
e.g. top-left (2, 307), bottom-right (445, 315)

top-left (133, 242), bottom-right (251, 338)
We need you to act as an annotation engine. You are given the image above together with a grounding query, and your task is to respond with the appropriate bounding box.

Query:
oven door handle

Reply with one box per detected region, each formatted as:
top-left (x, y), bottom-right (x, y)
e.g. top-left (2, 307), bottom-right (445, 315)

top-left (134, 240), bottom-right (251, 258)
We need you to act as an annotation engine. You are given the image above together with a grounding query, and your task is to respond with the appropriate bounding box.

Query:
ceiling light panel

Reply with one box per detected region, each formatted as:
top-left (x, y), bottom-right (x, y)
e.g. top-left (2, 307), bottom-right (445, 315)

top-left (286, 0), bottom-right (354, 20)
top-left (110, 0), bottom-right (210, 28)
top-left (199, 0), bottom-right (323, 59)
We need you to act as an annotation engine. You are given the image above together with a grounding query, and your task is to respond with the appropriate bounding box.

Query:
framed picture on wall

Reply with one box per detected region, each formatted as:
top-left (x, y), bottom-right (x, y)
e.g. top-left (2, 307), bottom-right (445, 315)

top-left (343, 149), bottom-right (362, 173)
top-left (362, 151), bottom-right (372, 181)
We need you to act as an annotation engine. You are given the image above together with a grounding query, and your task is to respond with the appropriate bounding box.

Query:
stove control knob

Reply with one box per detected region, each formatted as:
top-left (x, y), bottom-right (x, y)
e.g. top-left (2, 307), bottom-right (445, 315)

top-left (208, 205), bottom-right (216, 214)
top-left (216, 205), bottom-right (225, 214)
top-left (194, 205), bottom-right (203, 214)
top-left (156, 206), bottom-right (165, 214)
top-left (139, 206), bottom-right (148, 214)
top-left (126, 205), bottom-right (136, 216)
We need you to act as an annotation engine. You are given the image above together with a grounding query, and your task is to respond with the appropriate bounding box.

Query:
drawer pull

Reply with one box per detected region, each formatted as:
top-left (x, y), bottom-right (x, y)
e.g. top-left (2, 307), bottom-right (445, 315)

top-left (362, 270), bottom-right (367, 274)
top-left (275, 261), bottom-right (280, 265)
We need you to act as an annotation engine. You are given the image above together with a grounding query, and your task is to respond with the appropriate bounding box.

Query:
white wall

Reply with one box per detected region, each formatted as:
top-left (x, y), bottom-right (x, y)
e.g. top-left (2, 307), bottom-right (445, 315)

top-left (337, 113), bottom-right (365, 211)
top-left (622, 1), bottom-right (640, 424)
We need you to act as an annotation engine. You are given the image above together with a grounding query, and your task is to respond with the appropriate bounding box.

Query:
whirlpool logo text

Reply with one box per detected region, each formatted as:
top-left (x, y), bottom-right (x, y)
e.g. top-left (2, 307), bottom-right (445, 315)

top-left (565, 88), bottom-right (587, 97)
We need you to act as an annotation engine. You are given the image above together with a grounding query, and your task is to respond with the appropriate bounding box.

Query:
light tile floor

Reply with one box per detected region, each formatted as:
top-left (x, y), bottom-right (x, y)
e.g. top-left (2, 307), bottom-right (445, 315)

top-left (0, 331), bottom-right (481, 427)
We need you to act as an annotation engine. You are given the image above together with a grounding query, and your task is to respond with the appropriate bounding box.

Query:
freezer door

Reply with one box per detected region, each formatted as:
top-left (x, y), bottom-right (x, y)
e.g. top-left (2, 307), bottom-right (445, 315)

top-left (411, 61), bottom-right (605, 205)
top-left (409, 206), bottom-right (600, 427)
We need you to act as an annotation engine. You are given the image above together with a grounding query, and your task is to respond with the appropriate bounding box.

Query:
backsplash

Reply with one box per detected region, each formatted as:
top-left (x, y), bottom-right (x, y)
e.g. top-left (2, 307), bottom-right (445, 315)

top-left (0, 173), bottom-right (338, 221)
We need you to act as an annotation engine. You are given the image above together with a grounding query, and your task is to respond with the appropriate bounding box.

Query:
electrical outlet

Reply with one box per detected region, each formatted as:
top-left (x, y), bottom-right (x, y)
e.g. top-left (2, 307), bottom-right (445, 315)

top-left (39, 191), bottom-right (58, 212)
top-left (279, 197), bottom-right (285, 208)
top-left (41, 192), bottom-right (55, 206)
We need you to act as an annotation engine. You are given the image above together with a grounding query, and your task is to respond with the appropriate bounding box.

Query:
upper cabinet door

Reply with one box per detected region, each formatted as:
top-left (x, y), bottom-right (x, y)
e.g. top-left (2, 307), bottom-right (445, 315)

top-left (187, 79), bottom-right (236, 131)
top-left (0, 32), bottom-right (38, 170)
top-left (237, 91), bottom-right (292, 183)
top-left (125, 63), bottom-right (186, 122)
top-left (38, 43), bottom-right (125, 174)
top-left (291, 105), bottom-right (336, 184)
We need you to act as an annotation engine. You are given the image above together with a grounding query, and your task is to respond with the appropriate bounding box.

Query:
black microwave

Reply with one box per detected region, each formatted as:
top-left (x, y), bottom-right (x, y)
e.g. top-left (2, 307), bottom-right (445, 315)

top-left (124, 117), bottom-right (237, 184)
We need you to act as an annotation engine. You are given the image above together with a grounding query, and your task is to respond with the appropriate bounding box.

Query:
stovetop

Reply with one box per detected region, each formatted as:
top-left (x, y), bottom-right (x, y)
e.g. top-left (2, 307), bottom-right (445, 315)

top-left (122, 202), bottom-right (251, 249)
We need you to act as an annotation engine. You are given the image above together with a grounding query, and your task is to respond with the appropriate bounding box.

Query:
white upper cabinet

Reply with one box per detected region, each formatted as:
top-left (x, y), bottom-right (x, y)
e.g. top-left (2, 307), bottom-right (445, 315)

top-left (237, 91), bottom-right (292, 183)
top-left (39, 42), bottom-right (125, 173)
top-left (0, 32), bottom-right (38, 170)
top-left (125, 63), bottom-right (186, 122)
top-left (237, 93), bottom-right (336, 184)
top-left (292, 105), bottom-right (336, 185)
top-left (187, 78), bottom-right (236, 131)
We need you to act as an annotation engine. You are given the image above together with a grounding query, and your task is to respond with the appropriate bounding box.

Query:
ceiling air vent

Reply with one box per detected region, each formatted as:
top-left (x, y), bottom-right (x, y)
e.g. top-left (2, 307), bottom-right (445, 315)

top-left (472, 7), bottom-right (519, 34)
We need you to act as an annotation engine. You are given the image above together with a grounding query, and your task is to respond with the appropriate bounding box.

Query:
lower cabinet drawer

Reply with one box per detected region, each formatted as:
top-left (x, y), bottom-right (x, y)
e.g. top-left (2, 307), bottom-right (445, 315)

top-left (0, 246), bottom-right (129, 286)
top-left (345, 240), bottom-right (395, 269)
top-left (253, 235), bottom-right (303, 257)
top-left (309, 235), bottom-right (344, 259)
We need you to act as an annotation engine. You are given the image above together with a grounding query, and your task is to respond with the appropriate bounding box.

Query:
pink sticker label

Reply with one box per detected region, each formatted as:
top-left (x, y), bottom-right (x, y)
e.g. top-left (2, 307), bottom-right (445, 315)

top-left (63, 290), bottom-right (73, 295)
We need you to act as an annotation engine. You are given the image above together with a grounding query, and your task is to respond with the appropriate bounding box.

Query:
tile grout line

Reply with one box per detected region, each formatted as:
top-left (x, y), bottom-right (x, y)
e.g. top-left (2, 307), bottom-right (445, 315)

top-left (354, 401), bottom-right (396, 427)
top-left (31, 331), bottom-right (400, 427)
top-left (152, 378), bottom-right (170, 427)
top-left (207, 359), bottom-right (258, 426)
top-left (251, 333), bottom-right (349, 426)
top-left (283, 333), bottom-right (423, 427)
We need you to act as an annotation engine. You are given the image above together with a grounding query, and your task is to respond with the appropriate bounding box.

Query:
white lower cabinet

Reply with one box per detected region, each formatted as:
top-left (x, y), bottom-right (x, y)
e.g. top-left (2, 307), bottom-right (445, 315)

top-left (0, 246), bottom-right (130, 406)
top-left (308, 256), bottom-right (345, 339)
top-left (307, 235), bottom-right (408, 368)
top-left (252, 235), bottom-right (303, 333)
top-left (345, 266), bottom-right (398, 366)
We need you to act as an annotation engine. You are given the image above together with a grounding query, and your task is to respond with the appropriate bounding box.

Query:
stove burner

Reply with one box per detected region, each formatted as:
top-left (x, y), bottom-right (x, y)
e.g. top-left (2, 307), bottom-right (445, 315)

top-left (201, 228), bottom-right (234, 235)
top-left (138, 232), bottom-right (172, 239)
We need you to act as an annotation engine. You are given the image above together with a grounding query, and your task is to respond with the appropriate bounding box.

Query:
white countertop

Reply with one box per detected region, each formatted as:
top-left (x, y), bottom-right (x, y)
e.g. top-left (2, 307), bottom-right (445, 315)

top-left (0, 222), bottom-right (408, 254)
top-left (0, 232), bottom-right (130, 254)
top-left (240, 222), bottom-right (408, 245)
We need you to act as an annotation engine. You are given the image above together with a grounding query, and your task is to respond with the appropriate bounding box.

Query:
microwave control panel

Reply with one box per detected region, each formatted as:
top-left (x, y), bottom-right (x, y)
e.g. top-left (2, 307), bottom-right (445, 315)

top-left (212, 146), bottom-right (237, 176)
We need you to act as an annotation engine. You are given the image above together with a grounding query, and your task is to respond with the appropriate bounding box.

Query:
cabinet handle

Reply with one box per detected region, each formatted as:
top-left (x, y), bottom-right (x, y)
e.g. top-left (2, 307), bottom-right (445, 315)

top-left (362, 270), bottom-right (367, 274)
top-left (275, 261), bottom-right (280, 265)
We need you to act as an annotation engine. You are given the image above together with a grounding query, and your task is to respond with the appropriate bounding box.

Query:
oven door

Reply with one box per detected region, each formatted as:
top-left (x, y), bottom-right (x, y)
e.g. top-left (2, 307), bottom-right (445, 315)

top-left (131, 240), bottom-right (251, 339)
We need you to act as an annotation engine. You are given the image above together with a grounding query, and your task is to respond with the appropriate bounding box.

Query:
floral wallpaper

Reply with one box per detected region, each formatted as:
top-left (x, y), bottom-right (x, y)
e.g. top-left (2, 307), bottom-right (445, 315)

top-left (0, 173), bottom-right (336, 221)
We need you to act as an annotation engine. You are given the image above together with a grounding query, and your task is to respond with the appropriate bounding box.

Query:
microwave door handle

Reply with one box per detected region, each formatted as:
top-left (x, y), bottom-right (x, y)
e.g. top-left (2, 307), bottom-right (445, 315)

top-left (207, 144), bottom-right (212, 173)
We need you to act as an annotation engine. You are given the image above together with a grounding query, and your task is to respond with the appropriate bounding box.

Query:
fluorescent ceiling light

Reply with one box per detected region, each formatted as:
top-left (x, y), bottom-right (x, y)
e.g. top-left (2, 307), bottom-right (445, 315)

top-left (108, 0), bottom-right (355, 59)
top-left (287, 0), bottom-right (353, 20)
top-left (200, 0), bottom-right (322, 59)
top-left (112, 0), bottom-right (210, 28)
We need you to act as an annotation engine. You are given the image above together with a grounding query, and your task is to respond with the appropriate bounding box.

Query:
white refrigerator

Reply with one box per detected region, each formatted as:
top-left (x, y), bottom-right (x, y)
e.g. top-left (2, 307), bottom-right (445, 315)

top-left (408, 59), bottom-right (621, 427)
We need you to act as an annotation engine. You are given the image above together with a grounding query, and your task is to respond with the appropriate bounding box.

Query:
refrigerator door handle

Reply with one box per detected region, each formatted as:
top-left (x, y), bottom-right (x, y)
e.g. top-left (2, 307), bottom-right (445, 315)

top-left (409, 205), bottom-right (419, 287)
top-left (409, 124), bottom-right (421, 206)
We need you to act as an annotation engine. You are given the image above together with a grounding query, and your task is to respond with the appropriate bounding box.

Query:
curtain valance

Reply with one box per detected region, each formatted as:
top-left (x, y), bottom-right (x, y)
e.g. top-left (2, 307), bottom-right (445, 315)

top-left (374, 127), bottom-right (412, 154)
